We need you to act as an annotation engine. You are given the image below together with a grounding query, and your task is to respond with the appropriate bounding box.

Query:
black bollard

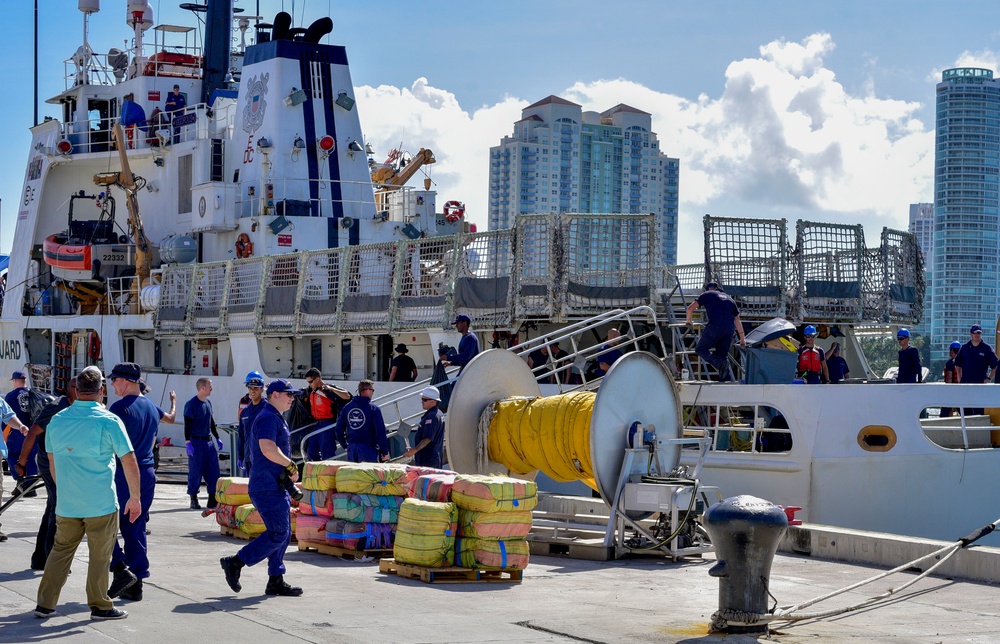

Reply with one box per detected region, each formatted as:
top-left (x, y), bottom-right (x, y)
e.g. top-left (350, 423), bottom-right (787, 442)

top-left (703, 495), bottom-right (788, 634)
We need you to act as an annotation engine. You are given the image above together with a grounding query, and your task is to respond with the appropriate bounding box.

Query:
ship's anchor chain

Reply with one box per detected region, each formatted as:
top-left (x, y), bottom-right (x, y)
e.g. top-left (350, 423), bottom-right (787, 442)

top-left (711, 517), bottom-right (1000, 630)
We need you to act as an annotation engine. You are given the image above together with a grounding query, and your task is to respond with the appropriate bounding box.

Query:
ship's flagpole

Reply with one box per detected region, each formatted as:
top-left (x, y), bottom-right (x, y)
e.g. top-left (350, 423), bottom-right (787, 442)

top-left (34, 0), bottom-right (38, 126)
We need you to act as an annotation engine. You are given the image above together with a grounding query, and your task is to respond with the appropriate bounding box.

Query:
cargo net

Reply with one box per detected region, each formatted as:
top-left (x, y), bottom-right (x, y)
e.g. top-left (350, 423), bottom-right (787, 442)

top-left (261, 255), bottom-right (302, 332)
top-left (154, 265), bottom-right (195, 332)
top-left (393, 237), bottom-right (452, 330)
top-left (189, 263), bottom-right (227, 334)
top-left (672, 263), bottom-right (707, 295)
top-left (515, 215), bottom-right (556, 319)
top-left (223, 257), bottom-right (265, 333)
top-left (297, 248), bottom-right (344, 333)
top-left (453, 229), bottom-right (514, 328)
top-left (794, 221), bottom-right (864, 322)
top-left (879, 227), bottom-right (924, 325)
top-left (704, 216), bottom-right (788, 319)
top-left (27, 364), bottom-right (53, 394)
top-left (340, 243), bottom-right (394, 332)
top-left (561, 214), bottom-right (658, 317)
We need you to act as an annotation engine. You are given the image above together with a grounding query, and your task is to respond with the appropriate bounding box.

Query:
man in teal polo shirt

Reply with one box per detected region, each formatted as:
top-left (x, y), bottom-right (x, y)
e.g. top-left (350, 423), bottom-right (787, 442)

top-left (34, 366), bottom-right (142, 622)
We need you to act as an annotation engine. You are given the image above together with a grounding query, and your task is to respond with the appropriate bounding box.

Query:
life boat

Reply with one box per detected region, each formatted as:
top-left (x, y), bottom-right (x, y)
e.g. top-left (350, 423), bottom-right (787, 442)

top-left (143, 51), bottom-right (203, 78)
top-left (443, 200), bottom-right (465, 222)
top-left (42, 193), bottom-right (136, 282)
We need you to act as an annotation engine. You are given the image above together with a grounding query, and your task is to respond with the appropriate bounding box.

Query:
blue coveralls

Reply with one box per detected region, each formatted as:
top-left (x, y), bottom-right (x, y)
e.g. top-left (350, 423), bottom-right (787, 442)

top-left (955, 340), bottom-right (998, 415)
top-left (897, 346), bottom-right (922, 383)
top-left (694, 290), bottom-right (740, 381)
top-left (238, 398), bottom-right (265, 475)
top-left (5, 387), bottom-right (37, 479)
top-left (336, 397), bottom-right (389, 463)
top-left (413, 406), bottom-right (445, 469)
top-left (29, 396), bottom-right (71, 568)
top-left (184, 396), bottom-right (220, 505)
top-left (110, 395), bottom-right (163, 580)
top-left (237, 403), bottom-right (292, 575)
top-left (446, 333), bottom-right (480, 373)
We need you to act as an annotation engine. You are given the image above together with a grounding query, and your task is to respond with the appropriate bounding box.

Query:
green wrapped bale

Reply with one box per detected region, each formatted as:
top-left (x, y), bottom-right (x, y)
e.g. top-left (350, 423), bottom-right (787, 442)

top-left (335, 463), bottom-right (409, 496)
top-left (452, 474), bottom-right (538, 513)
top-left (393, 498), bottom-right (457, 567)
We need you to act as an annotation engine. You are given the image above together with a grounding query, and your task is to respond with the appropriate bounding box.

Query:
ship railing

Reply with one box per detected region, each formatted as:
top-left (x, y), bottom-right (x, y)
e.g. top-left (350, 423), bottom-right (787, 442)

top-left (232, 178), bottom-right (383, 222)
top-left (105, 275), bottom-right (146, 315)
top-left (680, 403), bottom-right (793, 455)
top-left (63, 38), bottom-right (203, 90)
top-left (374, 306), bottom-right (665, 439)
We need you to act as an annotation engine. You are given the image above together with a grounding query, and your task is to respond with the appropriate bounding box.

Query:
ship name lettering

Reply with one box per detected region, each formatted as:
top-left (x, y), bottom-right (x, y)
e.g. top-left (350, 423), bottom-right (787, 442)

top-left (0, 340), bottom-right (22, 361)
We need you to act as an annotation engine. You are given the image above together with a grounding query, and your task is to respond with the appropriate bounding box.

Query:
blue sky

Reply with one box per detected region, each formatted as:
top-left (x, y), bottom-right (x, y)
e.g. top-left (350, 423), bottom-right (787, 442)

top-left (2, 1), bottom-right (1000, 263)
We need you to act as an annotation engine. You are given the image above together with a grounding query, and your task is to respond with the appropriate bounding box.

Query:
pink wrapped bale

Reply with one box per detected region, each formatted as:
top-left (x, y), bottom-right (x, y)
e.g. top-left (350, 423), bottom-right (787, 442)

top-left (295, 512), bottom-right (329, 544)
top-left (335, 463), bottom-right (409, 496)
top-left (215, 477), bottom-right (251, 506)
top-left (400, 465), bottom-right (456, 486)
top-left (458, 509), bottom-right (533, 539)
top-left (408, 473), bottom-right (456, 502)
top-left (299, 489), bottom-right (335, 516)
top-left (324, 519), bottom-right (396, 550)
top-left (451, 475), bottom-right (538, 513)
top-left (302, 460), bottom-right (348, 491)
top-left (455, 537), bottom-right (530, 570)
top-left (215, 503), bottom-right (239, 529)
top-left (331, 493), bottom-right (403, 524)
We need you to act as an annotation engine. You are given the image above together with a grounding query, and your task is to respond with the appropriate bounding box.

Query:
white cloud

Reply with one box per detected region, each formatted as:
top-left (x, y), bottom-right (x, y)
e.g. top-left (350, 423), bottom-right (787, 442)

top-left (355, 34), bottom-right (938, 262)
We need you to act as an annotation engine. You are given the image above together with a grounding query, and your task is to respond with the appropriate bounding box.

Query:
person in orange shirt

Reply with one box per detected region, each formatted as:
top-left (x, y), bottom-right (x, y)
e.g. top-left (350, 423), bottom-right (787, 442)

top-left (302, 368), bottom-right (351, 461)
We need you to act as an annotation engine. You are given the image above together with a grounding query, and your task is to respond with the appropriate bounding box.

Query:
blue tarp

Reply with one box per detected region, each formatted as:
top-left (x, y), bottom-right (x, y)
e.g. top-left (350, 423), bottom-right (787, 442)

top-left (0, 255), bottom-right (9, 273)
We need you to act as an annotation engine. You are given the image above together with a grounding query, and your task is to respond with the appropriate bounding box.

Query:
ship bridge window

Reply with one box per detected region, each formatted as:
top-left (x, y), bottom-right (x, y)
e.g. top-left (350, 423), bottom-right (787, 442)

top-left (920, 407), bottom-right (1000, 449)
top-left (682, 404), bottom-right (792, 454)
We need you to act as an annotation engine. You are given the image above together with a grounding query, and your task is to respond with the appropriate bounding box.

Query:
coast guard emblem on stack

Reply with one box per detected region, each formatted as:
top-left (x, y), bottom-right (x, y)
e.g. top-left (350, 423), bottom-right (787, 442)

top-left (242, 73), bottom-right (270, 134)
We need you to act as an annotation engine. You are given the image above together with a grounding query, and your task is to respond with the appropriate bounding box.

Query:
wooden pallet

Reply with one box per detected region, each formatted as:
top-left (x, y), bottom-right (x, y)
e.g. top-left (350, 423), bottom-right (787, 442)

top-left (220, 526), bottom-right (256, 541)
top-left (378, 558), bottom-right (523, 584)
top-left (296, 541), bottom-right (392, 561)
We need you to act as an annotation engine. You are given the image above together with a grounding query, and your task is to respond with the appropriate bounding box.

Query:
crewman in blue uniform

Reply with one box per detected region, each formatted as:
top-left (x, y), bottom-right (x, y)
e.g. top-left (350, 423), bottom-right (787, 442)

top-left (335, 379), bottom-right (389, 463)
top-left (106, 362), bottom-right (176, 602)
top-left (685, 281), bottom-right (746, 381)
top-left (442, 314), bottom-right (480, 373)
top-left (955, 324), bottom-right (998, 383)
top-left (895, 329), bottom-right (922, 383)
top-left (220, 379), bottom-right (303, 598)
top-left (403, 386), bottom-right (445, 469)
top-left (183, 378), bottom-right (222, 510)
top-left (6, 370), bottom-right (38, 485)
top-left (236, 371), bottom-right (266, 475)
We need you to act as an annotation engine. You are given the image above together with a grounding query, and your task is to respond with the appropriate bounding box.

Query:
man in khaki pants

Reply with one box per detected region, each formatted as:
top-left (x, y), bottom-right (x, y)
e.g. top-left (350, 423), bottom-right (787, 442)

top-left (34, 366), bottom-right (142, 621)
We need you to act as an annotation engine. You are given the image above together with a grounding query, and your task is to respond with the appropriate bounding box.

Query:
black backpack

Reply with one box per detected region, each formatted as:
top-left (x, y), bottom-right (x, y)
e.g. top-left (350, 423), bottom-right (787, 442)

top-left (26, 388), bottom-right (58, 425)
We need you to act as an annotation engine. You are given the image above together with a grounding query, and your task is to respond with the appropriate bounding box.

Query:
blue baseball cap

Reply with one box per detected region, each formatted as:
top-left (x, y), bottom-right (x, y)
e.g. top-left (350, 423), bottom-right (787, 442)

top-left (971, 324), bottom-right (983, 334)
top-left (266, 379), bottom-right (298, 396)
top-left (10, 371), bottom-right (26, 380)
top-left (950, 341), bottom-right (962, 350)
top-left (452, 314), bottom-right (471, 325)
top-left (109, 362), bottom-right (142, 382)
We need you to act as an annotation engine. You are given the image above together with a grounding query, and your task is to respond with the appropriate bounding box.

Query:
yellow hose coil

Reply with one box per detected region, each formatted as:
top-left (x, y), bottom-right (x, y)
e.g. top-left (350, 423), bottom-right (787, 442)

top-left (486, 392), bottom-right (597, 489)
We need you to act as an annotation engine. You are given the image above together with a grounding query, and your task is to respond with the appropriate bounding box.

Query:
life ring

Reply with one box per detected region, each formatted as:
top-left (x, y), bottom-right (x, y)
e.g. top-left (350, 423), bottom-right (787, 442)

top-left (89, 332), bottom-right (101, 361)
top-left (443, 200), bottom-right (465, 223)
top-left (235, 233), bottom-right (254, 259)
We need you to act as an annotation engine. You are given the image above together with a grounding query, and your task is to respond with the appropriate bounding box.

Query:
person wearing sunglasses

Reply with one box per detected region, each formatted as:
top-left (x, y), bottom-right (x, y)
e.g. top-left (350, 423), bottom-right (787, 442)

top-left (303, 368), bottom-right (351, 461)
top-left (402, 387), bottom-right (445, 469)
top-left (335, 380), bottom-right (389, 463)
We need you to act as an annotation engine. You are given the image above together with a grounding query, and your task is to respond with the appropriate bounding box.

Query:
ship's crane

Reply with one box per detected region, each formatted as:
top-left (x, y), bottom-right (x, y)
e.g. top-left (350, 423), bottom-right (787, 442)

top-left (371, 147), bottom-right (435, 190)
top-left (99, 123), bottom-right (152, 285)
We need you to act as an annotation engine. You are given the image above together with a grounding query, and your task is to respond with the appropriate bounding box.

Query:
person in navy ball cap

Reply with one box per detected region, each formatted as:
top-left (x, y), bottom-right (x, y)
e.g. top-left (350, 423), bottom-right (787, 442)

top-left (955, 324), bottom-right (998, 384)
top-left (442, 314), bottom-right (479, 373)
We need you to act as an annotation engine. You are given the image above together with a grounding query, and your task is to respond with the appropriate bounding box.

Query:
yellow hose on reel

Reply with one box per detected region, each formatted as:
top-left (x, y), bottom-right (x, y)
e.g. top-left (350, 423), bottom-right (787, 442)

top-left (483, 392), bottom-right (598, 489)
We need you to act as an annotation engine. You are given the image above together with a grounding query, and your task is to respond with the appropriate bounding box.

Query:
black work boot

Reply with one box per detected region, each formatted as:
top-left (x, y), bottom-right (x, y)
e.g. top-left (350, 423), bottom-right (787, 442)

top-left (220, 556), bottom-right (244, 593)
top-left (121, 579), bottom-right (143, 601)
top-left (264, 575), bottom-right (303, 597)
top-left (108, 565), bottom-right (137, 599)
top-left (190, 495), bottom-right (201, 510)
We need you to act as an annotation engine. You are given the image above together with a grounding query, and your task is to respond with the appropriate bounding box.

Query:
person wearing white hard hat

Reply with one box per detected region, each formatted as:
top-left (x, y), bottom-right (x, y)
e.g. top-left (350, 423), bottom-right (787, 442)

top-left (403, 386), bottom-right (445, 469)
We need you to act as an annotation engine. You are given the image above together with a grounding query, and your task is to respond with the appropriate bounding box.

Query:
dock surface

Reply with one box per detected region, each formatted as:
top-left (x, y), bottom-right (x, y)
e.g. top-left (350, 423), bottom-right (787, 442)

top-left (1, 484), bottom-right (999, 643)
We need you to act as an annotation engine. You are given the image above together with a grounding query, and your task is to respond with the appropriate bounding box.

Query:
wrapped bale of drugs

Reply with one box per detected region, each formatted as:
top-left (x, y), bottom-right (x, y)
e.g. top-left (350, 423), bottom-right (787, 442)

top-left (298, 488), bottom-right (334, 517)
top-left (458, 509), bottom-right (533, 539)
top-left (336, 463), bottom-right (408, 496)
top-left (331, 493), bottom-right (403, 524)
top-left (215, 503), bottom-right (239, 529)
top-left (393, 498), bottom-right (457, 567)
top-left (455, 537), bottom-right (530, 570)
top-left (451, 474), bottom-right (538, 513)
top-left (234, 504), bottom-right (266, 536)
top-left (215, 477), bottom-right (251, 506)
top-left (324, 519), bottom-right (396, 550)
top-left (408, 473), bottom-right (456, 502)
top-left (295, 511), bottom-right (329, 544)
top-left (302, 460), bottom-right (348, 491)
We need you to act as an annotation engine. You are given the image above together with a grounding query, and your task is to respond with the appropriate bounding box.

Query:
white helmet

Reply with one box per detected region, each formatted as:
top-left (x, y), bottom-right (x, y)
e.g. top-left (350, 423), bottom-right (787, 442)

top-left (419, 386), bottom-right (441, 402)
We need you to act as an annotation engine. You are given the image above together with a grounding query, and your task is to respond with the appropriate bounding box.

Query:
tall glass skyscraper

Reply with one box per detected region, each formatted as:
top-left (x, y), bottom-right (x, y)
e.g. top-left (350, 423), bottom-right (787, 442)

top-left (909, 203), bottom-right (934, 338)
top-left (488, 96), bottom-right (679, 265)
top-left (931, 68), bottom-right (1000, 364)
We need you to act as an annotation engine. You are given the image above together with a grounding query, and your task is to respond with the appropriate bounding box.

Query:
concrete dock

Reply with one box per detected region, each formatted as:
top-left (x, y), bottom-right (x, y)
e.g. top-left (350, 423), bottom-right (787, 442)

top-left (1, 483), bottom-right (1000, 643)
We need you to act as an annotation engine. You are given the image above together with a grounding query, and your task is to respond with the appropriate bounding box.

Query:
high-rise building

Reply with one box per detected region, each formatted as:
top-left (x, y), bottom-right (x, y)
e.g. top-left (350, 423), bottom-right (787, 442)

top-left (488, 96), bottom-right (679, 265)
top-left (909, 203), bottom-right (934, 337)
top-left (931, 68), bottom-right (1000, 364)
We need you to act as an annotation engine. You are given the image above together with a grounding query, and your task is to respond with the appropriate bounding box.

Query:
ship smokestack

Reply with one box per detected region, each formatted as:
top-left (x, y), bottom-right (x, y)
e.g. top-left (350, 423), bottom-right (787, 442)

top-left (201, 1), bottom-right (233, 104)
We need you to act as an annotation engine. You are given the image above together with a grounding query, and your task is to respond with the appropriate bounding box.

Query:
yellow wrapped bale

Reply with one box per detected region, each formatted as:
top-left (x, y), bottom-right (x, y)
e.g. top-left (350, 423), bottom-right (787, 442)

top-left (458, 509), bottom-right (533, 539)
top-left (451, 474), bottom-right (538, 513)
top-left (393, 498), bottom-right (457, 568)
top-left (335, 463), bottom-right (409, 496)
top-left (455, 537), bottom-right (530, 570)
top-left (234, 504), bottom-right (266, 536)
top-left (215, 477), bottom-right (251, 506)
top-left (302, 460), bottom-right (348, 491)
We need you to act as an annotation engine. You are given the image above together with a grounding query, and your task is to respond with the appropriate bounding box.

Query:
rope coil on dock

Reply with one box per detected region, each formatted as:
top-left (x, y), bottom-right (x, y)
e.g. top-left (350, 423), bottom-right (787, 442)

top-left (477, 392), bottom-right (598, 487)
